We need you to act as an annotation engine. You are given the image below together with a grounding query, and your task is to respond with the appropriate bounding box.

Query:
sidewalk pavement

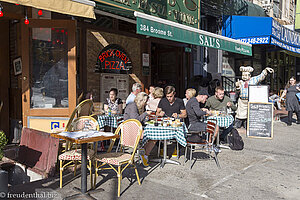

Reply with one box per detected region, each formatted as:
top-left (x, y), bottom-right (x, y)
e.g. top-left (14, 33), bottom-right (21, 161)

top-left (8, 120), bottom-right (300, 200)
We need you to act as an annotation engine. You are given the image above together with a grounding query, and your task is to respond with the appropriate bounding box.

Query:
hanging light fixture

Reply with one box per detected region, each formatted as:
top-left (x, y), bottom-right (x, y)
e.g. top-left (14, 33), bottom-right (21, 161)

top-left (38, 9), bottom-right (43, 16)
top-left (24, 16), bottom-right (29, 24)
top-left (24, 8), bottom-right (29, 25)
top-left (0, 4), bottom-right (3, 17)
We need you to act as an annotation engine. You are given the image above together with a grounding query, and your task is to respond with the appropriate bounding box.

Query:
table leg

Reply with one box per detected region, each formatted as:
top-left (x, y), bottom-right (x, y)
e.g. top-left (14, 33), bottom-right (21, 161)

top-left (81, 143), bottom-right (87, 193)
top-left (64, 143), bottom-right (98, 200)
top-left (151, 139), bottom-right (181, 168)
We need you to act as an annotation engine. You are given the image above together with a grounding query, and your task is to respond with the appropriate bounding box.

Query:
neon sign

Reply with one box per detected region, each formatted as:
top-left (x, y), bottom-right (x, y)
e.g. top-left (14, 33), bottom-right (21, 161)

top-left (97, 45), bottom-right (131, 72)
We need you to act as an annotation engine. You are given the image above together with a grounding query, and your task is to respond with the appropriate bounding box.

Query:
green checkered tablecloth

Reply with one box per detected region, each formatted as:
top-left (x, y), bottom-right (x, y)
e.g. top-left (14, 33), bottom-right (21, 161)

top-left (205, 115), bottom-right (234, 128)
top-left (97, 115), bottom-right (124, 129)
top-left (142, 123), bottom-right (188, 147)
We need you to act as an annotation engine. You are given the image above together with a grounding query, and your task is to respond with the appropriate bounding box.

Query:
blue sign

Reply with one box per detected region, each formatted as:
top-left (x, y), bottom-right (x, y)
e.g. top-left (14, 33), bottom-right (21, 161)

top-left (236, 36), bottom-right (270, 44)
top-left (270, 37), bottom-right (300, 54)
top-left (51, 122), bottom-right (60, 130)
top-left (271, 20), bottom-right (300, 47)
top-left (222, 15), bottom-right (300, 54)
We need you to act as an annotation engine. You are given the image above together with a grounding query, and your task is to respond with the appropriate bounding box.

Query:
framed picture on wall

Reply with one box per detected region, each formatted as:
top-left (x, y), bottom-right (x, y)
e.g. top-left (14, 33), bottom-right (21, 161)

top-left (13, 57), bottom-right (22, 75)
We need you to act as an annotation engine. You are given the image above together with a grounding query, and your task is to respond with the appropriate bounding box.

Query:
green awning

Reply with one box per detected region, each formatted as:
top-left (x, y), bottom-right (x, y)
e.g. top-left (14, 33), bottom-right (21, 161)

top-left (95, 2), bottom-right (134, 19)
top-left (135, 12), bottom-right (252, 56)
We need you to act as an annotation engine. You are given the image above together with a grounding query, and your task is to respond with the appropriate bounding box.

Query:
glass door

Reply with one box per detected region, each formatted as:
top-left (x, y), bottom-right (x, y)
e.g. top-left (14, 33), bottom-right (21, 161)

top-left (21, 20), bottom-right (76, 126)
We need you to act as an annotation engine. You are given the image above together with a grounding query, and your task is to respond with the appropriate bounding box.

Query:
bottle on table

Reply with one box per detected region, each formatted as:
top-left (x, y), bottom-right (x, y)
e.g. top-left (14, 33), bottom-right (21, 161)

top-left (108, 107), bottom-right (111, 116)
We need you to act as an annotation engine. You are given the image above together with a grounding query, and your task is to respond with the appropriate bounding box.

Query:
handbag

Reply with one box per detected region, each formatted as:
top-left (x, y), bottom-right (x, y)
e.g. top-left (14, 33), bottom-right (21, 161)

top-left (296, 93), bottom-right (300, 102)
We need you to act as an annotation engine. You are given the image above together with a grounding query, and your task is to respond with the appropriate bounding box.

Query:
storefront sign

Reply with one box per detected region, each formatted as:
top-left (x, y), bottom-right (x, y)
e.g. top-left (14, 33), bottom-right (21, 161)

top-left (97, 45), bottom-right (131, 72)
top-left (136, 12), bottom-right (252, 56)
top-left (270, 37), bottom-right (300, 54)
top-left (142, 53), bottom-right (149, 66)
top-left (236, 36), bottom-right (270, 45)
top-left (223, 16), bottom-right (300, 55)
top-left (272, 20), bottom-right (300, 47)
top-left (28, 116), bottom-right (69, 133)
top-left (95, 0), bottom-right (200, 28)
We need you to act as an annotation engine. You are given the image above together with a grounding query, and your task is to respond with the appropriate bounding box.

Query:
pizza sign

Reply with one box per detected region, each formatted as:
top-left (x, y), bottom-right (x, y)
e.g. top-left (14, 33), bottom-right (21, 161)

top-left (97, 45), bottom-right (131, 72)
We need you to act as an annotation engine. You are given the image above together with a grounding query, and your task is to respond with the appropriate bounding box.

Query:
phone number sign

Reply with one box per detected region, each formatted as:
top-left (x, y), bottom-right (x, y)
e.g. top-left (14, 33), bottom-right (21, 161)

top-left (236, 36), bottom-right (270, 44)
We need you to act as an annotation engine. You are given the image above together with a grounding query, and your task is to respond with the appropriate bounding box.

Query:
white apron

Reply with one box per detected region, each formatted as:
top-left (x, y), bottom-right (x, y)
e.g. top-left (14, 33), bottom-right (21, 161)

top-left (236, 98), bottom-right (248, 119)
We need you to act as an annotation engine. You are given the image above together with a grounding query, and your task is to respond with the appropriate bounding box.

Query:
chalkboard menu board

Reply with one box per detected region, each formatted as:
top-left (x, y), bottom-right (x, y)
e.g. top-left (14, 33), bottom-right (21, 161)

top-left (247, 102), bottom-right (273, 139)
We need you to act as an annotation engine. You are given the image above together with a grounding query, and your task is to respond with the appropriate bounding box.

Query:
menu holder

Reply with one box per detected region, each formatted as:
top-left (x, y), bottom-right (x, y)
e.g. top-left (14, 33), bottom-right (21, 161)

top-left (247, 102), bottom-right (273, 139)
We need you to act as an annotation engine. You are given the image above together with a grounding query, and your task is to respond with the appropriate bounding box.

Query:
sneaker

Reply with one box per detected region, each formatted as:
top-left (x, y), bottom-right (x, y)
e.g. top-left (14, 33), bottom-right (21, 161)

top-left (139, 155), bottom-right (149, 167)
top-left (213, 147), bottom-right (221, 153)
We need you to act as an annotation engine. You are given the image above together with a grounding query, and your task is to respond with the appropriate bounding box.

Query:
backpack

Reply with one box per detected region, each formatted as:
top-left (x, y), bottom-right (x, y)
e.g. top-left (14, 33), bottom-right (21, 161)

top-left (227, 128), bottom-right (244, 150)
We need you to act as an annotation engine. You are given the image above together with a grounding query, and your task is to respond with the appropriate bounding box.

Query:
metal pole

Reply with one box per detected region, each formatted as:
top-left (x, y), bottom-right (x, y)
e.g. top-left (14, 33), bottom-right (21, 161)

top-left (81, 143), bottom-right (87, 193)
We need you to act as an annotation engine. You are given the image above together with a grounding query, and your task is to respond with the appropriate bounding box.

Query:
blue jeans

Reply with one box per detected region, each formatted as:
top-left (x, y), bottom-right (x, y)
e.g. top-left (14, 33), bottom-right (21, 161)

top-left (219, 124), bottom-right (233, 142)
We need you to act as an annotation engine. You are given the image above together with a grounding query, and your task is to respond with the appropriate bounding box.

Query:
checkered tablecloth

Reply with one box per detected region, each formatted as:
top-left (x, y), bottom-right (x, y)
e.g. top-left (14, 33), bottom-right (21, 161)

top-left (142, 123), bottom-right (188, 147)
top-left (205, 115), bottom-right (234, 128)
top-left (97, 115), bottom-right (124, 129)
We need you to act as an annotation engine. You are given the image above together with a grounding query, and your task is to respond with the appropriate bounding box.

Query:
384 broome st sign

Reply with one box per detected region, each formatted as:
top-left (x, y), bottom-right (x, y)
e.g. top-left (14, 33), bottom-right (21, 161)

top-left (94, 0), bottom-right (200, 28)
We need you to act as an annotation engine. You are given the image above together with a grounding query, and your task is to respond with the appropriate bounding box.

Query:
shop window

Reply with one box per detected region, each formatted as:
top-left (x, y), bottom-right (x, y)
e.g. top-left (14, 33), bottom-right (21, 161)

top-left (30, 28), bottom-right (68, 108)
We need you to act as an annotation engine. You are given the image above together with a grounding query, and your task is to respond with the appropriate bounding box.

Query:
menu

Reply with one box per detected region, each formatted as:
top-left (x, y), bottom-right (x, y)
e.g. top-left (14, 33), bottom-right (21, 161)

top-left (247, 102), bottom-right (273, 139)
top-left (100, 73), bottom-right (129, 102)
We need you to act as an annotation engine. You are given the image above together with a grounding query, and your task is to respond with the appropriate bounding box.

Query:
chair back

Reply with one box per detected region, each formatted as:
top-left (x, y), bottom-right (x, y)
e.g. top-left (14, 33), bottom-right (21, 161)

top-left (118, 119), bottom-right (142, 161)
top-left (71, 116), bottom-right (99, 132)
top-left (65, 99), bottom-right (94, 131)
top-left (206, 119), bottom-right (217, 143)
top-left (120, 119), bottom-right (142, 148)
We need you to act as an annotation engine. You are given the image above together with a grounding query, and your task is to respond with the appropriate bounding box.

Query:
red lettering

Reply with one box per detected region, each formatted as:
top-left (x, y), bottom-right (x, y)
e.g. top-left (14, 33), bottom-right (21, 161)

top-left (99, 55), bottom-right (104, 62)
top-left (116, 61), bottom-right (120, 69)
top-left (111, 61), bottom-right (115, 69)
top-left (115, 50), bottom-right (121, 58)
top-left (108, 50), bottom-right (113, 57)
top-left (120, 62), bottom-right (125, 69)
top-left (105, 61), bottom-right (110, 69)
top-left (121, 53), bottom-right (125, 61)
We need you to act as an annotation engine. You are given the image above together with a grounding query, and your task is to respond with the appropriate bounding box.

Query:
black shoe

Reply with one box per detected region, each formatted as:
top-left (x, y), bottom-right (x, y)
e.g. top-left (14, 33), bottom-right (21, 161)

top-left (296, 121), bottom-right (300, 124)
top-left (287, 122), bottom-right (292, 126)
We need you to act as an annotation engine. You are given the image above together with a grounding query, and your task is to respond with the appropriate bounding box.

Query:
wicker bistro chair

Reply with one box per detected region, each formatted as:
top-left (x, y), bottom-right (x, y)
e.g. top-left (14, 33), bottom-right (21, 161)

top-left (184, 119), bottom-right (220, 169)
top-left (58, 116), bottom-right (99, 188)
top-left (93, 119), bottom-right (143, 197)
top-left (52, 99), bottom-right (94, 154)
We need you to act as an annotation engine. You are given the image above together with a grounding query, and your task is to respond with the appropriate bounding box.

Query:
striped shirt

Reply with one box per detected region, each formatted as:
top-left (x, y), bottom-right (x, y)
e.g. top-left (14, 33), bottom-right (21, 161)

top-left (238, 70), bottom-right (267, 99)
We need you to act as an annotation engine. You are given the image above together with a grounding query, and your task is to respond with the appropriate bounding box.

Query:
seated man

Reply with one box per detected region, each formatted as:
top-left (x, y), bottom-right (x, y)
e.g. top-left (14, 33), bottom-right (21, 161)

top-left (186, 90), bottom-right (217, 143)
top-left (205, 86), bottom-right (236, 143)
top-left (141, 86), bottom-right (186, 167)
top-left (156, 86), bottom-right (187, 119)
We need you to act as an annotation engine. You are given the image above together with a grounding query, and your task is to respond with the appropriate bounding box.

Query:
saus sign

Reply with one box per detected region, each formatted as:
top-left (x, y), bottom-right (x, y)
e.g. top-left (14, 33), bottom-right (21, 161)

top-left (95, 0), bottom-right (200, 28)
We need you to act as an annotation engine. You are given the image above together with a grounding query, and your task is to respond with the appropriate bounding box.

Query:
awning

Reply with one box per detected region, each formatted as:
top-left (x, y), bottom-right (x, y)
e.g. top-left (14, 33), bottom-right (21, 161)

top-left (134, 12), bottom-right (252, 56)
top-left (223, 15), bottom-right (300, 54)
top-left (1, 0), bottom-right (96, 19)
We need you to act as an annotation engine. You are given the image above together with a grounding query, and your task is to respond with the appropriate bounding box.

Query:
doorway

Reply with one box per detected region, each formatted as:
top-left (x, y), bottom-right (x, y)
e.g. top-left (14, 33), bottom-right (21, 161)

top-left (151, 43), bottom-right (184, 97)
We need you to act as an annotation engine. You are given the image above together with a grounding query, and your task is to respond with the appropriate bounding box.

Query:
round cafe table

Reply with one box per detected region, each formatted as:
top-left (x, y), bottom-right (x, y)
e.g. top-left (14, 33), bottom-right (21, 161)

top-left (142, 123), bottom-right (188, 168)
top-left (205, 114), bottom-right (234, 128)
top-left (96, 114), bottom-right (124, 130)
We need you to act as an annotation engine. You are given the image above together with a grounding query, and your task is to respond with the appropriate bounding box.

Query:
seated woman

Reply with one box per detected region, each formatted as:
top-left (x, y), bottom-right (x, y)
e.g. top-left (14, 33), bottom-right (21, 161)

top-left (146, 87), bottom-right (163, 112)
top-left (124, 92), bottom-right (152, 123)
top-left (104, 88), bottom-right (123, 115)
top-left (183, 88), bottom-right (196, 106)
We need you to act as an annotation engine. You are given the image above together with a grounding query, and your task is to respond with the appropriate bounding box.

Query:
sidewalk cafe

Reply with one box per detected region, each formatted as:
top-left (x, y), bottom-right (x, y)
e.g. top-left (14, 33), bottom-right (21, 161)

top-left (0, 0), bottom-right (268, 198)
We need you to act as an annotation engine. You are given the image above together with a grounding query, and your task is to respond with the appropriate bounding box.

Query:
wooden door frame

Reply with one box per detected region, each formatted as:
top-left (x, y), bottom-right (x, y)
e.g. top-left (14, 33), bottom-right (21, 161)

top-left (21, 19), bottom-right (76, 127)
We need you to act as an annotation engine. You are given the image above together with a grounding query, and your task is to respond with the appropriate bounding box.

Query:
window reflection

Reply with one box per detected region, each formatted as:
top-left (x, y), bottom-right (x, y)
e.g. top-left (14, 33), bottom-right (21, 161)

top-left (30, 28), bottom-right (68, 108)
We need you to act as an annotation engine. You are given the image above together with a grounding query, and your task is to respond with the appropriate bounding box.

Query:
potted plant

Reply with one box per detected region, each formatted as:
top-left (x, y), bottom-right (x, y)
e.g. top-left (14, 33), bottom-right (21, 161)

top-left (0, 130), bottom-right (8, 161)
